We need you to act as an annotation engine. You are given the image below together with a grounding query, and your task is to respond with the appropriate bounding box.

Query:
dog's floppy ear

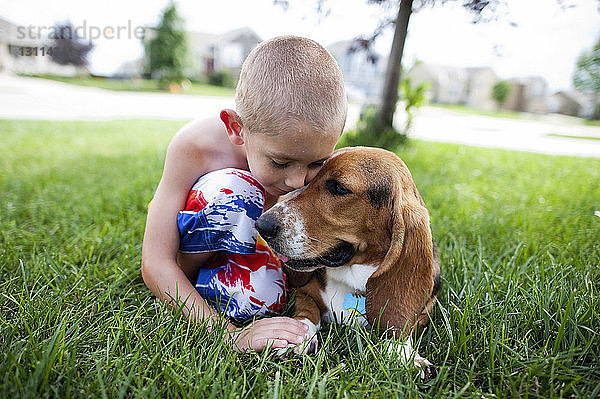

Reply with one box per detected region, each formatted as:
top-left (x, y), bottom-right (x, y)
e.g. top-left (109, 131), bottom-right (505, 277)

top-left (365, 170), bottom-right (435, 339)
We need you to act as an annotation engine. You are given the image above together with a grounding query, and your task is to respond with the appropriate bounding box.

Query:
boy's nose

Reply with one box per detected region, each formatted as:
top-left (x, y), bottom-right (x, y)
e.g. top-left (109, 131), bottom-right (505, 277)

top-left (285, 169), bottom-right (307, 190)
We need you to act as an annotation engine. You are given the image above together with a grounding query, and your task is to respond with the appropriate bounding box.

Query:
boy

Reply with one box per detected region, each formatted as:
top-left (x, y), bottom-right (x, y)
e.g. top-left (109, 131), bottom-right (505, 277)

top-left (141, 36), bottom-right (347, 352)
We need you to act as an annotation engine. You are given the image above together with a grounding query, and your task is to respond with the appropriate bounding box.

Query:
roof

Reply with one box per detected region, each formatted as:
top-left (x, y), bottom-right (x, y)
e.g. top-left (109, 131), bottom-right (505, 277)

top-left (0, 16), bottom-right (50, 45)
top-left (552, 90), bottom-right (591, 106)
top-left (465, 66), bottom-right (496, 78)
top-left (326, 39), bottom-right (386, 66)
top-left (218, 26), bottom-right (261, 43)
top-left (186, 26), bottom-right (261, 48)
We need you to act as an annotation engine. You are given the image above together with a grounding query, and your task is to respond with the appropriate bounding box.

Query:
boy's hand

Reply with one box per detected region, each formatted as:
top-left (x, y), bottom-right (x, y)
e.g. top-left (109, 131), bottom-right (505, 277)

top-left (228, 317), bottom-right (309, 353)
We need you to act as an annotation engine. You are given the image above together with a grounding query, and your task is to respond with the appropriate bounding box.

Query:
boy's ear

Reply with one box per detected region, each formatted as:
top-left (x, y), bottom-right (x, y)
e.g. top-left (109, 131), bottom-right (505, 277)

top-left (220, 109), bottom-right (244, 145)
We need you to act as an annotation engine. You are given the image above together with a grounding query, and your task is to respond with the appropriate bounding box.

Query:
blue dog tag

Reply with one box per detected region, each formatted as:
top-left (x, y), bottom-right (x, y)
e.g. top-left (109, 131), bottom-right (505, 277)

top-left (343, 293), bottom-right (366, 316)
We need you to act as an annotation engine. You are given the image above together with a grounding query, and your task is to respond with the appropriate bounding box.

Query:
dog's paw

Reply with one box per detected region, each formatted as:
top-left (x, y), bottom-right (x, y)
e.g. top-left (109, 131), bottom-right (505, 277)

top-left (387, 338), bottom-right (434, 379)
top-left (298, 329), bottom-right (319, 354)
top-left (273, 334), bottom-right (318, 356)
top-left (273, 318), bottom-right (319, 356)
top-left (413, 353), bottom-right (435, 379)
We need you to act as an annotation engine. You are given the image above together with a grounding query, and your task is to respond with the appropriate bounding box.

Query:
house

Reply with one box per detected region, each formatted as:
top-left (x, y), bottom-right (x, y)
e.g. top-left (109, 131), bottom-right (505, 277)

top-left (548, 90), bottom-right (595, 118)
top-left (408, 63), bottom-right (470, 105)
top-left (504, 76), bottom-right (548, 113)
top-left (407, 63), bottom-right (552, 113)
top-left (464, 67), bottom-right (497, 110)
top-left (138, 26), bottom-right (261, 80)
top-left (191, 27), bottom-right (261, 78)
top-left (407, 63), bottom-right (498, 110)
top-left (0, 17), bottom-right (78, 76)
top-left (326, 40), bottom-right (387, 102)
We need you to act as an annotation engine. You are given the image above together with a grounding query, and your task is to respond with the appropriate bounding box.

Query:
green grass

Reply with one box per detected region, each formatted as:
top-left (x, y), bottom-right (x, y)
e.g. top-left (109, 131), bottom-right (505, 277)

top-left (583, 119), bottom-right (600, 127)
top-left (22, 74), bottom-right (236, 97)
top-left (1, 119), bottom-right (599, 398)
top-left (430, 103), bottom-right (530, 120)
top-left (547, 133), bottom-right (600, 141)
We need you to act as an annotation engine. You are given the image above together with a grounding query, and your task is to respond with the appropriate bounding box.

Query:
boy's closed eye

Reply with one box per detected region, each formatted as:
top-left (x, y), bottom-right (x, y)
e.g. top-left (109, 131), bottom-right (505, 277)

top-left (270, 159), bottom-right (327, 169)
top-left (271, 159), bottom-right (290, 168)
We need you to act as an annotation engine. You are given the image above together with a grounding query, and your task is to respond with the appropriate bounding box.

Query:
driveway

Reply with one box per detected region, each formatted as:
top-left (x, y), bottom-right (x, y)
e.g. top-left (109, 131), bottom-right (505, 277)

top-left (2, 75), bottom-right (599, 158)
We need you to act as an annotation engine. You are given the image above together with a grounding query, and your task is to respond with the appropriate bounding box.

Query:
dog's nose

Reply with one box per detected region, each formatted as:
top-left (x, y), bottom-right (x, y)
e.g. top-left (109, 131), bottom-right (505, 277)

top-left (256, 213), bottom-right (280, 240)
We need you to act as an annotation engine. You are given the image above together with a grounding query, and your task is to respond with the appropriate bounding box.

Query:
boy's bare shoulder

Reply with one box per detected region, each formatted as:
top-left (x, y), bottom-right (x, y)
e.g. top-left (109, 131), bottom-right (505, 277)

top-left (169, 116), bottom-right (247, 171)
top-left (171, 117), bottom-right (227, 151)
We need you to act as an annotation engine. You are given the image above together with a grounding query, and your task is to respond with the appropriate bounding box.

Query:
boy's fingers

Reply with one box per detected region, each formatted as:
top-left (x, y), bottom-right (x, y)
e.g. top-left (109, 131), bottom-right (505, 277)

top-left (249, 324), bottom-right (305, 344)
top-left (269, 328), bottom-right (306, 344)
top-left (250, 338), bottom-right (288, 352)
top-left (259, 317), bottom-right (309, 335)
top-left (263, 324), bottom-right (308, 342)
top-left (267, 339), bottom-right (289, 349)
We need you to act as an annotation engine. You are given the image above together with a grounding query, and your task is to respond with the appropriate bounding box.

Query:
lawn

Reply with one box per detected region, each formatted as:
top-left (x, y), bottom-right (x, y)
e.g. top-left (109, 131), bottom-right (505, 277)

top-left (22, 74), bottom-right (236, 97)
top-left (1, 119), bottom-right (599, 398)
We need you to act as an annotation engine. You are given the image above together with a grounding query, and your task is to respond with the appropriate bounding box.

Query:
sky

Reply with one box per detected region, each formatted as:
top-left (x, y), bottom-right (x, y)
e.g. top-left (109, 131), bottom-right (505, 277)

top-left (1, 0), bottom-right (599, 90)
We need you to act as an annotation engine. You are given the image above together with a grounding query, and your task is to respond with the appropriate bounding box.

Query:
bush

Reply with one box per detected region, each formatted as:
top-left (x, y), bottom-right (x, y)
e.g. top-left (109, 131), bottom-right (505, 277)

top-left (492, 81), bottom-right (511, 109)
top-left (400, 78), bottom-right (429, 133)
top-left (208, 70), bottom-right (235, 88)
top-left (337, 106), bottom-right (407, 150)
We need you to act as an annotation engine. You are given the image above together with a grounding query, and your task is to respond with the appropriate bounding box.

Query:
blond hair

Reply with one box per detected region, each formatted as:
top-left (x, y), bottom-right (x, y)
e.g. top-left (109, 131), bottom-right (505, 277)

top-left (235, 36), bottom-right (347, 136)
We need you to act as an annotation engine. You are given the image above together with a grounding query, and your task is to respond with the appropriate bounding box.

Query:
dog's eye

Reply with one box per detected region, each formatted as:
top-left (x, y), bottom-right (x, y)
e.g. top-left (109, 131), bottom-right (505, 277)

top-left (325, 179), bottom-right (352, 196)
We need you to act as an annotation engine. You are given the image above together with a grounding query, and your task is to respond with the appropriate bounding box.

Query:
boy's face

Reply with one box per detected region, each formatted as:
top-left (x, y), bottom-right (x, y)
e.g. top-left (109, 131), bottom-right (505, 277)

top-left (244, 124), bottom-right (340, 196)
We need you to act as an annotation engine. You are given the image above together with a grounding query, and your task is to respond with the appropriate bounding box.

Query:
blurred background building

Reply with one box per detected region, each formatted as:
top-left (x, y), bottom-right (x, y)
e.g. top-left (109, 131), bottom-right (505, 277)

top-left (116, 27), bottom-right (261, 81)
top-left (327, 40), bottom-right (387, 103)
top-left (0, 16), bottom-right (79, 76)
top-left (1, 12), bottom-right (595, 120)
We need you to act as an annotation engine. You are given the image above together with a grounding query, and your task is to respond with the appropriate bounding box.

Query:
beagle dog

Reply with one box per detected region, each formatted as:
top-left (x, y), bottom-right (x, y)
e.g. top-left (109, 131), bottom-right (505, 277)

top-left (256, 146), bottom-right (441, 371)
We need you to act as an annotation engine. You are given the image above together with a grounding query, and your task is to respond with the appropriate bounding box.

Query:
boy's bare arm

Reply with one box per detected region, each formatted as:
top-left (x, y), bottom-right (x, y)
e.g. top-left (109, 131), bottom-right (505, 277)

top-left (141, 121), bottom-right (219, 324)
top-left (141, 119), bottom-right (309, 350)
top-left (142, 118), bottom-right (244, 315)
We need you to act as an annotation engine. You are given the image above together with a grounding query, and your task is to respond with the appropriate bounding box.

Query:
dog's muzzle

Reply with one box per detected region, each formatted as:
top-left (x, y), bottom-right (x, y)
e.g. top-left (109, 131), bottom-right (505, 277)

top-left (256, 213), bottom-right (355, 270)
top-left (255, 213), bottom-right (280, 241)
top-left (285, 241), bottom-right (355, 270)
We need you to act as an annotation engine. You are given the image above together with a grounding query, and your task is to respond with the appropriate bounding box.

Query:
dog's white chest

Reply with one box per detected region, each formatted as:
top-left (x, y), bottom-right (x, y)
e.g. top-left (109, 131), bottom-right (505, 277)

top-left (320, 264), bottom-right (378, 326)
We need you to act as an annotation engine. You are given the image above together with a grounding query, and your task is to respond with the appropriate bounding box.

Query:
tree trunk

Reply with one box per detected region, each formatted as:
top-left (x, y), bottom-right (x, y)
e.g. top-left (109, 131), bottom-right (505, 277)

top-left (378, 0), bottom-right (413, 129)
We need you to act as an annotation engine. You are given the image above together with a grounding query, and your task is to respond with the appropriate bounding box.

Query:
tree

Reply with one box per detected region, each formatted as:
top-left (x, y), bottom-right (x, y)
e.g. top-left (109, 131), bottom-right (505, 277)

top-left (144, 1), bottom-right (189, 87)
top-left (375, 0), bottom-right (600, 130)
top-left (491, 80), bottom-right (510, 110)
top-left (49, 22), bottom-right (94, 68)
top-left (277, 0), bottom-right (497, 146)
top-left (365, 0), bottom-right (496, 132)
top-left (279, 0), bottom-right (597, 146)
top-left (377, 0), bottom-right (414, 130)
top-left (573, 37), bottom-right (600, 119)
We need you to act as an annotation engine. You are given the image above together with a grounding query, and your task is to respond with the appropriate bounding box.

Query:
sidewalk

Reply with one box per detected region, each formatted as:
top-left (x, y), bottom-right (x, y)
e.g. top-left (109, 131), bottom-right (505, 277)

top-left (2, 75), bottom-right (599, 158)
top-left (0, 74), bottom-right (236, 120)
